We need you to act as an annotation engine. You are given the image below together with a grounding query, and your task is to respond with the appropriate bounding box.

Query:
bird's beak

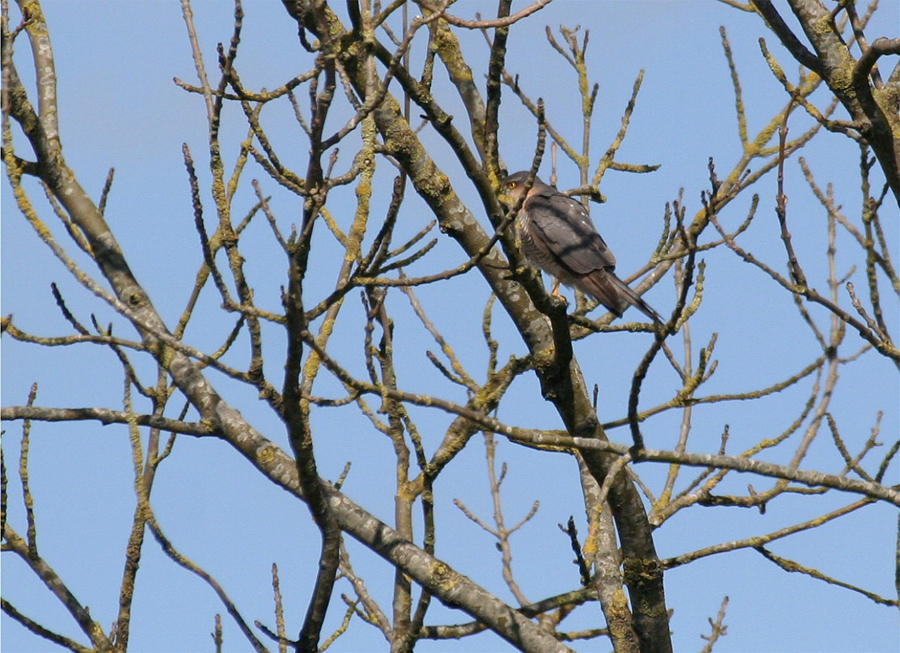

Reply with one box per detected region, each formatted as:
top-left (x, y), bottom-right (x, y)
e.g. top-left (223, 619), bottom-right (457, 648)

top-left (497, 190), bottom-right (518, 208)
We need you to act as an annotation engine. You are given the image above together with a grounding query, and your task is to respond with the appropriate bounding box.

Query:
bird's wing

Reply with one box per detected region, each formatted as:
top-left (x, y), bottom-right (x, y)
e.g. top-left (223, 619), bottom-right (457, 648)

top-left (524, 191), bottom-right (616, 275)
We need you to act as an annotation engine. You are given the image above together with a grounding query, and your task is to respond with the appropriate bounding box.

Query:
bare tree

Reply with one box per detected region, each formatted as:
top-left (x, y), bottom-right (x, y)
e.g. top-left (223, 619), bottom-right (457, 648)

top-left (2, 1), bottom-right (897, 652)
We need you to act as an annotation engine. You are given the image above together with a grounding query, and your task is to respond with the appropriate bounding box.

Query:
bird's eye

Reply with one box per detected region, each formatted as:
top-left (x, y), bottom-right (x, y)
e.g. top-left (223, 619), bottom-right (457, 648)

top-left (507, 182), bottom-right (517, 189)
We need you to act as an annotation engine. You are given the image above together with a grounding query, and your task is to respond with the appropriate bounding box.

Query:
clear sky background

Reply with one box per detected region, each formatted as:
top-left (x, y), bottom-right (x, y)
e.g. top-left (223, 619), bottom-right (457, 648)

top-left (2, 1), bottom-right (898, 652)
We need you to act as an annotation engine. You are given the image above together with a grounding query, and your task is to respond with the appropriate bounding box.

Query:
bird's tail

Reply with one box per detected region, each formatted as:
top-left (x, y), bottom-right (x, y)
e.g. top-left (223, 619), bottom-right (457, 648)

top-left (608, 274), bottom-right (663, 324)
top-left (579, 271), bottom-right (663, 323)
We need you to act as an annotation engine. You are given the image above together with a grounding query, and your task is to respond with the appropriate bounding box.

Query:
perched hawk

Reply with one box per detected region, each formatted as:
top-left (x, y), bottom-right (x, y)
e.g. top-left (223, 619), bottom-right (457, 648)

top-left (501, 171), bottom-right (661, 323)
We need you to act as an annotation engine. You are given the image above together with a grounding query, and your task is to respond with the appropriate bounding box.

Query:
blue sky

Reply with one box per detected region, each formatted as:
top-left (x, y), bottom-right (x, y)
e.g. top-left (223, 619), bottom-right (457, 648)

top-left (2, 1), bottom-right (898, 652)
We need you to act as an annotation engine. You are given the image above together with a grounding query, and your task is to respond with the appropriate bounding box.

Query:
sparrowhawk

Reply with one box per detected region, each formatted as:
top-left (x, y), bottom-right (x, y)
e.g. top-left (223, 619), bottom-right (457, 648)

top-left (501, 171), bottom-right (661, 323)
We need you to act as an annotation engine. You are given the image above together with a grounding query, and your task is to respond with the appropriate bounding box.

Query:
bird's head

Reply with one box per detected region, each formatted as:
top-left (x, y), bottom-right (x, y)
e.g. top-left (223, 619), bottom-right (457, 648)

top-left (499, 171), bottom-right (543, 208)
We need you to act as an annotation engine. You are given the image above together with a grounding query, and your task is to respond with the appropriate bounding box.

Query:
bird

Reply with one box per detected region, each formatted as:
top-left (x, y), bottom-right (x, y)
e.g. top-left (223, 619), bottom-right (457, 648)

top-left (500, 171), bottom-right (662, 323)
